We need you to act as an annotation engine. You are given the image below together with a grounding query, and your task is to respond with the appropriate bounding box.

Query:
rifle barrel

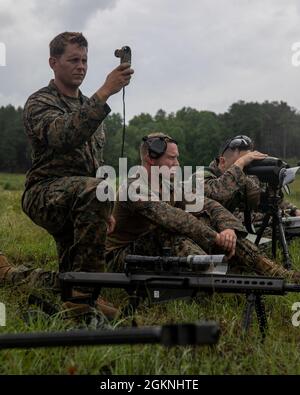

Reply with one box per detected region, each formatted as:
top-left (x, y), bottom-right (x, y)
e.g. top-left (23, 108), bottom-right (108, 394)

top-left (284, 283), bottom-right (300, 292)
top-left (0, 322), bottom-right (219, 349)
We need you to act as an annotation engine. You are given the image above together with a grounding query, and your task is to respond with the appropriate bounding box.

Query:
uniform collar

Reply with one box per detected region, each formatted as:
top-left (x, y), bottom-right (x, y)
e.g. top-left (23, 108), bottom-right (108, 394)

top-left (48, 79), bottom-right (84, 103)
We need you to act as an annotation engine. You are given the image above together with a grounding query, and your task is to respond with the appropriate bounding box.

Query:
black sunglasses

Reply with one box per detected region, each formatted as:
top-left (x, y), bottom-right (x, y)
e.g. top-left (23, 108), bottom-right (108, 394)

top-left (220, 135), bottom-right (254, 156)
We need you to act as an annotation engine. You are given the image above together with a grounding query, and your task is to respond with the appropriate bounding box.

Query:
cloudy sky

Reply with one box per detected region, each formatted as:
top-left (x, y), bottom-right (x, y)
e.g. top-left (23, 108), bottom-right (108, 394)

top-left (1, 0), bottom-right (300, 120)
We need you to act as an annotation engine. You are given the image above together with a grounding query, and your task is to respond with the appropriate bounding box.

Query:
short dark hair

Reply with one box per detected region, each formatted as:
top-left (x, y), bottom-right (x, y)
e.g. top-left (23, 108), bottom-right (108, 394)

top-left (49, 32), bottom-right (88, 58)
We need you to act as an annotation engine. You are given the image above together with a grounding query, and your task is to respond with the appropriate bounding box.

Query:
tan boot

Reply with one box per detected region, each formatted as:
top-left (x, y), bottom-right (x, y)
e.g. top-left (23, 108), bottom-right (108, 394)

top-left (62, 298), bottom-right (119, 323)
top-left (61, 301), bottom-right (92, 319)
top-left (290, 272), bottom-right (300, 283)
top-left (256, 255), bottom-right (298, 282)
top-left (0, 253), bottom-right (17, 283)
top-left (95, 297), bottom-right (119, 321)
top-left (69, 290), bottom-right (119, 321)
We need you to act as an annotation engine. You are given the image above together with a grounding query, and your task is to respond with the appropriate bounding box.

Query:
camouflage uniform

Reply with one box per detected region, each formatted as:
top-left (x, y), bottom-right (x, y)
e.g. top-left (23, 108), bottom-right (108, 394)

top-left (203, 159), bottom-right (299, 225)
top-left (0, 250), bottom-right (59, 289)
top-left (106, 179), bottom-right (292, 279)
top-left (22, 80), bottom-right (112, 274)
top-left (203, 159), bottom-right (261, 213)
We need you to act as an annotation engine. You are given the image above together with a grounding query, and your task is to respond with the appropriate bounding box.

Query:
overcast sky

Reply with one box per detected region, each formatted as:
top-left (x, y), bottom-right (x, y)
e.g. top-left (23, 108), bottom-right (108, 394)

top-left (1, 0), bottom-right (300, 120)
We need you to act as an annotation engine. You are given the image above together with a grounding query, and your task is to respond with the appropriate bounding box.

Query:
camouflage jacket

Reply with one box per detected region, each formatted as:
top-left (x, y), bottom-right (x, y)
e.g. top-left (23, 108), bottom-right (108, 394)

top-left (203, 159), bottom-right (261, 212)
top-left (106, 177), bottom-right (247, 253)
top-left (23, 80), bottom-right (111, 189)
top-left (204, 159), bottom-right (298, 218)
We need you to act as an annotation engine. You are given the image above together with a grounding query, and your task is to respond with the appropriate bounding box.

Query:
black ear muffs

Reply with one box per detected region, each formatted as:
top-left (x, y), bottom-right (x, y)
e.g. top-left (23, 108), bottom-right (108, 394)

top-left (148, 138), bottom-right (167, 159)
top-left (142, 136), bottom-right (177, 159)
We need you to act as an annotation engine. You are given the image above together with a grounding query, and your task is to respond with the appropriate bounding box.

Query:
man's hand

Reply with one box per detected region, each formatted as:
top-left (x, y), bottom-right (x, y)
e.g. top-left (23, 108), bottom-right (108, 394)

top-left (235, 151), bottom-right (268, 170)
top-left (107, 215), bottom-right (116, 234)
top-left (295, 209), bottom-right (300, 217)
top-left (215, 229), bottom-right (237, 259)
top-left (96, 63), bottom-right (134, 103)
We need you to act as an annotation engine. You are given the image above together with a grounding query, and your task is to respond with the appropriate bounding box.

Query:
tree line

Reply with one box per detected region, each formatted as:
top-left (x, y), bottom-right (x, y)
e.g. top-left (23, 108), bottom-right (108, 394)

top-left (0, 100), bottom-right (300, 173)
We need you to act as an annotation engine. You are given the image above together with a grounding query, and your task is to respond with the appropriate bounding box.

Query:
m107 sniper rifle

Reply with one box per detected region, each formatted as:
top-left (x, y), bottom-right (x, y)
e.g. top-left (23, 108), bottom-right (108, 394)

top-left (0, 321), bottom-right (219, 350)
top-left (244, 156), bottom-right (300, 269)
top-left (59, 252), bottom-right (300, 339)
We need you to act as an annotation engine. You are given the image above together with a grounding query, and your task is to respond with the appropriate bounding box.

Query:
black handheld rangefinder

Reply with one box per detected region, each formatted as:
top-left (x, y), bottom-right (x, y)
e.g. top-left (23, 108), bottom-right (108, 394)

top-left (114, 46), bottom-right (131, 65)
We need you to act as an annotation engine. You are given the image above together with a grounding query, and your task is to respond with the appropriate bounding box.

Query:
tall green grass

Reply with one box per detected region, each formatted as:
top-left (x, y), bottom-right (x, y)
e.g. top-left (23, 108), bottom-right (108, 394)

top-left (0, 174), bottom-right (300, 374)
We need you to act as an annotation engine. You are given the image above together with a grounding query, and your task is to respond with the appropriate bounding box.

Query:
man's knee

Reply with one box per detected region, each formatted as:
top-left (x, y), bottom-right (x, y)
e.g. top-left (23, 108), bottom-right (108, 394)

top-left (173, 237), bottom-right (206, 256)
top-left (22, 176), bottom-right (111, 233)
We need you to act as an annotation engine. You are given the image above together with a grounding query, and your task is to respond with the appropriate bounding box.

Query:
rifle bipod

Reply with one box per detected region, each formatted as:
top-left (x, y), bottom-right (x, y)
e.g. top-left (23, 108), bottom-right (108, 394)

top-left (242, 293), bottom-right (268, 340)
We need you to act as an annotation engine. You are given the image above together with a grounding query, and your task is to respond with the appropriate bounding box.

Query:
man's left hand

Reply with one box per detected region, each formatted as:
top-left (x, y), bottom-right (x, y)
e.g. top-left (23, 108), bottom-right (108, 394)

top-left (217, 229), bottom-right (237, 259)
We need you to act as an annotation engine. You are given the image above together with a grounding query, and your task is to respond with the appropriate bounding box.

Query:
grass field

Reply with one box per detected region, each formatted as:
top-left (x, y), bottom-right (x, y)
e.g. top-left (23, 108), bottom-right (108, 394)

top-left (0, 173), bottom-right (300, 375)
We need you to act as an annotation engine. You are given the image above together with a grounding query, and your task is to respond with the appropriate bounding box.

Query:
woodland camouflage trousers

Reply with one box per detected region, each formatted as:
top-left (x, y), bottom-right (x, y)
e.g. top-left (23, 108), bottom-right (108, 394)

top-left (22, 176), bottom-right (112, 273)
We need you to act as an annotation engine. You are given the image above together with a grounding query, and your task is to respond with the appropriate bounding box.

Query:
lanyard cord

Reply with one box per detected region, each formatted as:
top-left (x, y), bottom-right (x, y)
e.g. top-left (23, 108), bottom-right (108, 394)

top-left (121, 87), bottom-right (126, 157)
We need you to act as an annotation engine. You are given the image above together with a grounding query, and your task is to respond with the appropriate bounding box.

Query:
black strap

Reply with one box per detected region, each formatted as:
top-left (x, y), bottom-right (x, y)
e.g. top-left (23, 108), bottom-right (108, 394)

top-left (121, 87), bottom-right (126, 157)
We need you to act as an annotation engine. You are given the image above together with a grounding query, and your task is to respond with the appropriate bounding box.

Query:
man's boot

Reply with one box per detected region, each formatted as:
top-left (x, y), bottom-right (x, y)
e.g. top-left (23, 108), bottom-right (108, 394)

top-left (95, 297), bottom-right (119, 321)
top-left (255, 255), bottom-right (300, 283)
top-left (0, 252), bottom-right (17, 283)
top-left (61, 299), bottom-right (118, 327)
top-left (69, 289), bottom-right (119, 321)
top-left (256, 255), bottom-right (292, 277)
top-left (235, 239), bottom-right (300, 282)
